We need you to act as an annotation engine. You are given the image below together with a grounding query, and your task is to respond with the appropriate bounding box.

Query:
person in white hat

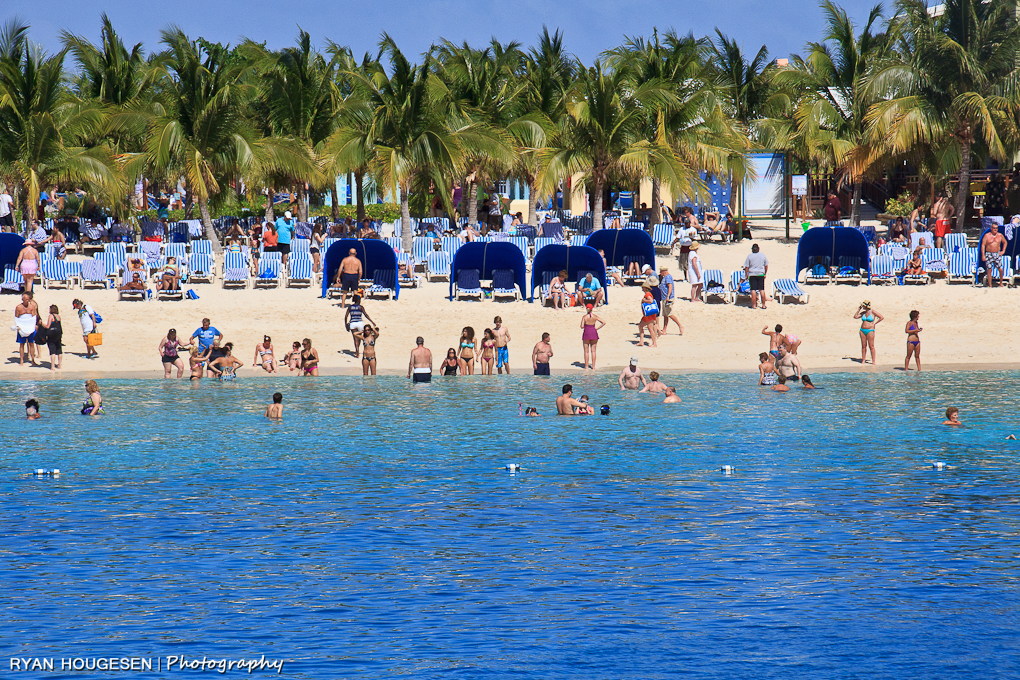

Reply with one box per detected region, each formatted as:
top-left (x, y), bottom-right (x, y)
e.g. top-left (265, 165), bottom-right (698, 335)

top-left (618, 356), bottom-right (646, 390)
top-left (687, 242), bottom-right (703, 303)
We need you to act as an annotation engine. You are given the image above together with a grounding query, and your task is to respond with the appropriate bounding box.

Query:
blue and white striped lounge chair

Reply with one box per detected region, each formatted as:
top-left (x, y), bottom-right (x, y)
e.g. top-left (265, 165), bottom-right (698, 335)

top-left (412, 237), bottom-right (432, 268)
top-left (492, 268), bottom-right (519, 301)
top-left (977, 254), bottom-right (1011, 285)
top-left (105, 242), bottom-right (127, 266)
top-left (384, 236), bottom-right (402, 252)
top-left (1, 266), bottom-right (24, 293)
top-left (570, 235), bottom-right (587, 248)
top-left (287, 254), bottom-right (314, 287)
top-left (903, 263), bottom-right (930, 285)
top-left (623, 222), bottom-right (644, 230)
top-left (652, 223), bottom-right (674, 250)
top-left (945, 232), bottom-right (966, 255)
top-left (803, 257), bottom-right (832, 284)
top-left (622, 256), bottom-right (646, 284)
top-left (947, 251), bottom-right (975, 283)
top-left (397, 253), bottom-right (419, 288)
top-left (508, 236), bottom-right (529, 262)
top-left (165, 243), bottom-right (188, 263)
top-left (191, 239), bottom-right (212, 256)
top-left (728, 271), bottom-right (750, 304)
top-left (703, 269), bottom-right (728, 302)
top-left (835, 256), bottom-right (865, 284)
top-left (139, 241), bottom-right (162, 271)
top-left (189, 254), bottom-right (215, 283)
top-left (454, 268), bottom-right (483, 300)
top-left (80, 258), bottom-right (109, 289)
top-left (94, 252), bottom-right (122, 284)
top-left (222, 252), bottom-right (250, 289)
top-left (870, 254), bottom-right (898, 285)
top-left (119, 270), bottom-right (149, 302)
top-left (534, 237), bottom-right (555, 255)
top-left (255, 252), bottom-right (282, 288)
top-left (922, 248), bottom-right (946, 275)
top-left (42, 259), bottom-right (79, 289)
top-left (426, 251), bottom-right (452, 282)
top-left (290, 239), bottom-right (310, 255)
top-left (366, 269), bottom-right (396, 300)
top-left (773, 278), bottom-right (810, 304)
top-left (441, 236), bottom-right (461, 258)
top-left (910, 231), bottom-right (933, 252)
top-left (322, 237), bottom-right (340, 254)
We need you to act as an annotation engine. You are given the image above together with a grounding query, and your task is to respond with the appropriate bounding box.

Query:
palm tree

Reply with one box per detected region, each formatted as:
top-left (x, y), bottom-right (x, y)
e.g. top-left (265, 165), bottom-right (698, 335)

top-left (775, 1), bottom-right (894, 226)
top-left (62, 14), bottom-right (153, 108)
top-left (865, 0), bottom-right (1020, 229)
top-left (0, 20), bottom-right (120, 222)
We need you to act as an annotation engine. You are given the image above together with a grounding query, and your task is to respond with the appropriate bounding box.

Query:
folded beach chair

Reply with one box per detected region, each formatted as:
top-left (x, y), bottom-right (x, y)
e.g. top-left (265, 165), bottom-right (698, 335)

top-left (652, 223), bottom-right (675, 251)
top-left (287, 253), bottom-right (314, 287)
top-left (80, 258), bottom-right (109, 289)
top-left (728, 271), bottom-right (751, 304)
top-left (188, 253), bottom-right (215, 283)
top-left (426, 251), bottom-right (452, 282)
top-left (622, 256), bottom-right (646, 284)
top-left (41, 259), bottom-right (79, 289)
top-left (492, 268), bottom-right (519, 301)
top-left (835, 256), bottom-right (865, 284)
top-left (773, 278), bottom-right (810, 304)
top-left (922, 248), bottom-right (947, 276)
top-left (118, 270), bottom-right (149, 302)
top-left (454, 268), bottom-right (483, 300)
top-left (944, 232), bottom-right (966, 255)
top-left (254, 251), bottom-right (282, 288)
top-left (1, 266), bottom-right (24, 293)
top-left (802, 257), bottom-right (832, 284)
top-left (870, 254), bottom-right (898, 285)
top-left (703, 269), bottom-right (729, 302)
top-left (222, 252), bottom-right (250, 289)
top-left (946, 251), bottom-right (976, 283)
top-left (366, 269), bottom-right (396, 300)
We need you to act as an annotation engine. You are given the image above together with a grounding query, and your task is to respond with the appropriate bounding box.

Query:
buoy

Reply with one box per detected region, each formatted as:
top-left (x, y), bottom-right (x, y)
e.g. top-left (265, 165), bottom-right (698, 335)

top-left (505, 463), bottom-right (520, 473)
top-left (33, 469), bottom-right (60, 477)
top-left (720, 465), bottom-right (735, 474)
top-left (932, 461), bottom-right (947, 470)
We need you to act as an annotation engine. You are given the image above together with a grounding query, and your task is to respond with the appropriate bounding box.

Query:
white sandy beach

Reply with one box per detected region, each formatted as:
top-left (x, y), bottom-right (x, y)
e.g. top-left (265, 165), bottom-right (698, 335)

top-left (1, 219), bottom-right (1011, 380)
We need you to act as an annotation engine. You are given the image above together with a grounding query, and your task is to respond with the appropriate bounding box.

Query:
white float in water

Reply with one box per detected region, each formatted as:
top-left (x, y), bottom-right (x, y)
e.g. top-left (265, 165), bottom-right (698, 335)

top-left (505, 463), bottom-right (520, 473)
top-left (33, 469), bottom-right (60, 477)
top-left (720, 465), bottom-right (735, 474)
top-left (932, 461), bottom-right (947, 470)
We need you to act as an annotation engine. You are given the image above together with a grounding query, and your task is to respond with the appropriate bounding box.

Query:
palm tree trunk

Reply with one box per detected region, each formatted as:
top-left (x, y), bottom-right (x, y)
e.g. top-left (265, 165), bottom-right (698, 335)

top-left (399, 183), bottom-right (413, 252)
top-left (265, 188), bottom-right (275, 222)
top-left (527, 175), bottom-right (539, 226)
top-left (467, 179), bottom-right (478, 226)
top-left (330, 185), bottom-right (339, 222)
top-left (850, 180), bottom-right (862, 227)
top-left (955, 138), bottom-right (971, 232)
top-left (355, 170), bottom-right (365, 221)
top-left (198, 195), bottom-right (222, 253)
top-left (296, 184), bottom-right (307, 222)
top-left (592, 175), bottom-right (605, 231)
top-left (184, 181), bottom-right (194, 220)
top-left (651, 177), bottom-right (661, 225)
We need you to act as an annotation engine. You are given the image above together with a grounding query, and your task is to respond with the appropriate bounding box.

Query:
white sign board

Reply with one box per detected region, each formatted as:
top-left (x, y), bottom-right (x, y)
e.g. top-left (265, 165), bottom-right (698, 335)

top-left (791, 175), bottom-right (808, 196)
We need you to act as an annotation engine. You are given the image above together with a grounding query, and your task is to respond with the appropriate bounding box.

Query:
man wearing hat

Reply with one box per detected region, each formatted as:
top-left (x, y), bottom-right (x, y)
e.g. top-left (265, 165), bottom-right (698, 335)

top-left (275, 210), bottom-right (295, 265)
top-left (687, 241), bottom-right (703, 302)
top-left (618, 356), bottom-right (646, 390)
top-left (658, 265), bottom-right (683, 335)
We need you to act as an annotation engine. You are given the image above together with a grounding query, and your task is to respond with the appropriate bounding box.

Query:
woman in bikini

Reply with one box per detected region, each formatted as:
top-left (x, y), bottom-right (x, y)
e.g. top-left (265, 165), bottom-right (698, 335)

top-left (441, 348), bottom-right (459, 376)
top-left (457, 326), bottom-right (476, 375)
top-left (479, 328), bottom-right (496, 375)
top-left (548, 270), bottom-right (567, 309)
top-left (354, 325), bottom-right (380, 375)
top-left (283, 341), bottom-right (302, 371)
top-left (158, 256), bottom-right (181, 291)
top-left (189, 345), bottom-right (209, 380)
top-left (300, 338), bottom-right (319, 376)
top-left (253, 335), bottom-right (276, 373)
top-left (904, 310), bottom-right (922, 372)
top-left (579, 303), bottom-right (606, 370)
top-left (758, 351), bottom-right (778, 386)
top-left (854, 300), bottom-right (884, 365)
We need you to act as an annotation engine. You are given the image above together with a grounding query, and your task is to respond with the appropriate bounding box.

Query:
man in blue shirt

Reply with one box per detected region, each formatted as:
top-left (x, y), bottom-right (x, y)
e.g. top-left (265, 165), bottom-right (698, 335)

top-left (577, 272), bottom-right (604, 306)
top-left (275, 210), bottom-right (294, 264)
top-left (658, 265), bottom-right (683, 335)
top-left (191, 318), bottom-right (223, 352)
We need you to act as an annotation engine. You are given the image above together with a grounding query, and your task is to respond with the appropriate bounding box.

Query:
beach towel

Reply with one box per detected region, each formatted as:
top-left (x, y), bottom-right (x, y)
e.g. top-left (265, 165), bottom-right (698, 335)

top-left (14, 314), bottom-right (36, 338)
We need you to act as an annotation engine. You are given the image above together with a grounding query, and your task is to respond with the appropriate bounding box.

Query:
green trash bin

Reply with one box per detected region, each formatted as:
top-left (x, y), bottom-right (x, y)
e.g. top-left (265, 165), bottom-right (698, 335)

top-left (801, 221), bottom-right (810, 232)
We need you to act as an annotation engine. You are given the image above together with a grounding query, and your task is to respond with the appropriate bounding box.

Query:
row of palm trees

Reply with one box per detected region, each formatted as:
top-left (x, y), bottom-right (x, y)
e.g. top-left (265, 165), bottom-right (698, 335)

top-left (1, 0), bottom-right (1018, 251)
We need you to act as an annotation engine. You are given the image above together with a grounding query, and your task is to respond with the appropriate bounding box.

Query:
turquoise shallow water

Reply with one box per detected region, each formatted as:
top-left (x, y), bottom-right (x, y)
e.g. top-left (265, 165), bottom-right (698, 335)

top-left (2, 371), bottom-right (1019, 678)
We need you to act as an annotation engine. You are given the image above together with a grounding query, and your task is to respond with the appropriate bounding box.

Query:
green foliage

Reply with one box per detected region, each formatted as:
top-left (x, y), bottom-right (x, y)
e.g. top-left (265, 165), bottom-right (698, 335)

top-left (883, 192), bottom-right (916, 217)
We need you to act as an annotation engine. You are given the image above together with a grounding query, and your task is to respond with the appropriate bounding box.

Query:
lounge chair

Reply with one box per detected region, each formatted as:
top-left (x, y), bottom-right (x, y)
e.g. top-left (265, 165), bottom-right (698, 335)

top-left (454, 268), bottom-right (483, 300)
top-left (290, 239), bottom-right (310, 256)
top-left (835, 256), bottom-right (865, 285)
top-left (534, 237), bottom-right (555, 255)
top-left (902, 264), bottom-right (930, 285)
top-left (922, 248), bottom-right (947, 276)
top-left (773, 278), bottom-right (810, 304)
top-left (702, 269), bottom-right (728, 302)
top-left (118, 270), bottom-right (149, 302)
top-left (979, 255), bottom-right (1011, 286)
top-left (222, 252), bottom-right (250, 289)
top-left (188, 254), bottom-right (215, 283)
top-left (94, 252), bottom-right (122, 285)
top-left (366, 269), bottom-right (396, 300)
top-left (441, 236), bottom-right (461, 258)
top-left (947, 251), bottom-right (976, 284)
top-left (384, 236), bottom-right (402, 252)
top-left (870, 254), bottom-right (898, 285)
top-left (412, 237), bottom-right (432, 268)
top-left (254, 252), bottom-right (283, 288)
top-left (508, 236), bottom-right (529, 263)
top-left (622, 256), bottom-right (646, 284)
top-left (42, 259), bottom-right (79, 289)
top-left (492, 268), bottom-right (519, 301)
top-left (728, 271), bottom-right (751, 304)
top-left (801, 257), bottom-right (831, 284)
top-left (287, 254), bottom-right (314, 287)
top-left (910, 231), bottom-right (932, 252)
top-left (426, 251), bottom-right (452, 282)
top-left (139, 241), bottom-right (163, 272)
top-left (397, 253), bottom-right (419, 288)
top-left (944, 232), bottom-right (966, 255)
top-left (80, 258), bottom-right (109, 289)
top-left (1, 266), bottom-right (24, 293)
top-left (570, 235), bottom-right (587, 248)
top-left (652, 223), bottom-right (675, 251)
top-left (191, 239), bottom-right (213, 256)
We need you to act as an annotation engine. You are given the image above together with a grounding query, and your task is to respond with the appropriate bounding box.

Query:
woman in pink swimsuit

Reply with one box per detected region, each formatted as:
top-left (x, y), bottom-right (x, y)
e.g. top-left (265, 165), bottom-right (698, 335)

top-left (479, 329), bottom-right (496, 375)
top-left (16, 242), bottom-right (40, 293)
top-left (579, 303), bottom-right (606, 370)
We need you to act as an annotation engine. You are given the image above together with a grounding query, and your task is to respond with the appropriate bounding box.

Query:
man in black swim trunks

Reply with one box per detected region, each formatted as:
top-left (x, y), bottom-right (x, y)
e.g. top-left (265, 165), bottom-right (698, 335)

top-left (408, 336), bottom-right (433, 383)
top-left (336, 248), bottom-right (363, 307)
top-left (532, 332), bottom-right (553, 375)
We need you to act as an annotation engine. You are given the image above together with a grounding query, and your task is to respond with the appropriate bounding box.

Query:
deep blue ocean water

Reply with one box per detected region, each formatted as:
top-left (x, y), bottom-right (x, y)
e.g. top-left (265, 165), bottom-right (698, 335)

top-left (1, 371), bottom-right (1019, 678)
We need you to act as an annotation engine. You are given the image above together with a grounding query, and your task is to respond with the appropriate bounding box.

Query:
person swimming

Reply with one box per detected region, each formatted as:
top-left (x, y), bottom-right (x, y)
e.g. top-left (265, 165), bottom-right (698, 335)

top-left (942, 406), bottom-right (961, 426)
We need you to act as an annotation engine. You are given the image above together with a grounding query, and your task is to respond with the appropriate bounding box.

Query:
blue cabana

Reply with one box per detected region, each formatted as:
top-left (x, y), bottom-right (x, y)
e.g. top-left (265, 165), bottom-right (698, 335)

top-left (529, 244), bottom-right (608, 303)
top-left (796, 227), bottom-right (872, 283)
top-left (448, 241), bottom-right (527, 300)
top-left (585, 228), bottom-right (655, 272)
top-left (322, 238), bottom-right (400, 299)
top-left (0, 233), bottom-right (26, 272)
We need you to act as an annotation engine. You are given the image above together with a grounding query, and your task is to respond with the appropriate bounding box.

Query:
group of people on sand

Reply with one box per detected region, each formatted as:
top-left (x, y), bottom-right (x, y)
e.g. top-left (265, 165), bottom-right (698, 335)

top-left (13, 292), bottom-right (96, 370)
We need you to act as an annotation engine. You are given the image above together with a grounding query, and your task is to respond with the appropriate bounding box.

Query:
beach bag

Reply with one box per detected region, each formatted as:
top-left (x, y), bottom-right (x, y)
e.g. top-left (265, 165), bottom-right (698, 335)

top-left (641, 301), bottom-right (659, 316)
top-left (838, 266), bottom-right (857, 276)
top-left (34, 324), bottom-right (48, 345)
top-left (811, 264), bottom-right (827, 277)
top-left (186, 289), bottom-right (199, 300)
top-left (86, 332), bottom-right (103, 347)
top-left (738, 279), bottom-right (751, 294)
top-left (93, 310), bottom-right (103, 325)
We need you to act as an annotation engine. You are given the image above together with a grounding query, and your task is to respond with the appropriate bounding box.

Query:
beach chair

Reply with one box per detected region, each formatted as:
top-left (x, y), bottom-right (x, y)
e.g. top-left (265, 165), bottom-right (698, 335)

top-left (1, 266), bottom-right (24, 293)
top-left (397, 253), bottom-right (419, 288)
top-left (978, 255), bottom-right (1011, 286)
top-left (835, 256), bottom-right (865, 284)
top-left (80, 223), bottom-right (106, 253)
top-left (622, 256), bottom-right (646, 284)
top-left (154, 266), bottom-right (184, 300)
top-left (910, 231), bottom-right (933, 252)
top-left (441, 236), bottom-right (461, 258)
top-left (902, 264), bottom-right (930, 285)
top-left (652, 223), bottom-right (675, 251)
top-left (944, 232), bottom-right (967, 255)
top-left (139, 241), bottom-right (162, 271)
top-left (412, 237), bottom-right (432, 268)
top-left (492, 268), bottom-right (519, 301)
top-left (509, 236), bottom-right (529, 262)
top-left (922, 248), bottom-right (947, 276)
top-left (41, 259), bottom-right (79, 289)
top-left (454, 268), bottom-right (483, 300)
top-left (870, 254), bottom-right (898, 285)
top-left (290, 239), bottom-right (310, 255)
top-left (322, 237), bottom-right (339, 255)
top-left (188, 254), bottom-right (215, 283)
top-left (773, 278), bottom-right (810, 304)
top-left (702, 269), bottom-right (728, 302)
top-left (384, 236), bottom-right (402, 252)
top-left (366, 269), bottom-right (396, 300)
top-left (222, 252), bottom-right (250, 289)
top-left (254, 252), bottom-right (283, 288)
top-left (118, 270), bottom-right (149, 302)
top-left (191, 239), bottom-right (213, 256)
top-left (284, 254), bottom-right (313, 287)
top-left (94, 252), bottom-right (122, 285)
top-left (534, 237), bottom-right (555, 256)
top-left (946, 251), bottom-right (976, 284)
top-left (728, 271), bottom-right (751, 304)
top-left (80, 258), bottom-right (109, 289)
top-left (426, 251), bottom-right (452, 282)
top-left (570, 235), bottom-right (587, 248)
top-left (802, 257), bottom-right (832, 284)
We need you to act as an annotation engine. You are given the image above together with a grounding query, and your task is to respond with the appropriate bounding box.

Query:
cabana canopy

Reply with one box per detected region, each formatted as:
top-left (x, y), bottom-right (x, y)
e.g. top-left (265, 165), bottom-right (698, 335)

top-left (796, 227), bottom-right (871, 283)
top-left (529, 244), bottom-right (608, 303)
top-left (322, 238), bottom-right (400, 299)
top-left (585, 228), bottom-right (655, 270)
top-left (0, 233), bottom-right (26, 272)
top-left (449, 241), bottom-right (527, 300)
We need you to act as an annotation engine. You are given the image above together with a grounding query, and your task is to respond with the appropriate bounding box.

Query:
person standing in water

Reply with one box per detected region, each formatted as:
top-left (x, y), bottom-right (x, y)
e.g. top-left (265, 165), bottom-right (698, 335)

top-left (854, 300), bottom-right (883, 365)
top-left (408, 336), bottom-right (433, 383)
top-left (82, 380), bottom-right (103, 415)
top-left (265, 392), bottom-right (283, 419)
top-left (904, 310), bottom-right (922, 372)
top-left (579, 303), bottom-right (605, 370)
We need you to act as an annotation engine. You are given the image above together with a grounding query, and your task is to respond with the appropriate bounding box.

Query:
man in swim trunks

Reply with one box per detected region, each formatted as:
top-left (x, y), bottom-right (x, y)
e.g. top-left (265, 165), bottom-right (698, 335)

top-left (931, 191), bottom-right (955, 248)
top-left (556, 384), bottom-right (586, 415)
top-left (408, 336), bottom-right (433, 383)
top-left (532, 332), bottom-right (553, 375)
top-left (775, 347), bottom-right (803, 382)
top-left (619, 357), bottom-right (646, 390)
top-left (336, 248), bottom-right (363, 307)
top-left (662, 387), bottom-right (682, 404)
top-left (640, 370), bottom-right (667, 393)
top-left (493, 316), bottom-right (511, 374)
top-left (981, 222), bottom-right (1007, 287)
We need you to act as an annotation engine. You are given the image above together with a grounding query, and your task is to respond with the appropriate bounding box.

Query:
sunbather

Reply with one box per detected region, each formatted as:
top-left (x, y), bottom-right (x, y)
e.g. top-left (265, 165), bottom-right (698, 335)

top-left (904, 248), bottom-right (924, 276)
top-left (548, 270), bottom-right (568, 309)
top-left (120, 272), bottom-right (145, 291)
top-left (254, 336), bottom-right (276, 373)
top-left (158, 257), bottom-right (181, 291)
